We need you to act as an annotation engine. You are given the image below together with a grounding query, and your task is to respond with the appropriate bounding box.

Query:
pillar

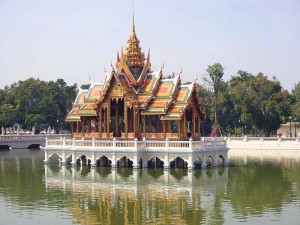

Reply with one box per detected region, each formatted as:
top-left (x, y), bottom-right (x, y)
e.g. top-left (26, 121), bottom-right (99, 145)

top-left (202, 154), bottom-right (207, 168)
top-left (164, 152), bottom-right (169, 169)
top-left (143, 115), bottom-right (146, 138)
top-left (178, 120), bottom-right (181, 139)
top-left (213, 152), bottom-right (218, 167)
top-left (116, 101), bottom-right (119, 136)
top-left (183, 113), bottom-right (187, 138)
top-left (111, 152), bottom-right (117, 168)
top-left (156, 115), bottom-right (159, 133)
top-left (124, 104), bottom-right (128, 138)
top-left (61, 151), bottom-right (66, 165)
top-left (187, 153), bottom-right (194, 171)
top-left (71, 152), bottom-right (76, 166)
top-left (88, 117), bottom-right (91, 133)
top-left (81, 118), bottom-right (84, 137)
top-left (149, 116), bottom-right (152, 133)
top-left (76, 121), bottom-right (79, 133)
top-left (132, 152), bottom-right (139, 169)
top-left (104, 108), bottom-right (107, 133)
top-left (133, 108), bottom-right (138, 137)
top-left (107, 101), bottom-right (110, 137)
top-left (197, 117), bottom-right (201, 138)
top-left (43, 149), bottom-right (48, 163)
top-left (99, 107), bottom-right (102, 138)
top-left (193, 109), bottom-right (196, 138)
top-left (163, 121), bottom-right (166, 139)
top-left (224, 151), bottom-right (229, 166)
top-left (70, 123), bottom-right (74, 134)
top-left (90, 152), bottom-right (96, 167)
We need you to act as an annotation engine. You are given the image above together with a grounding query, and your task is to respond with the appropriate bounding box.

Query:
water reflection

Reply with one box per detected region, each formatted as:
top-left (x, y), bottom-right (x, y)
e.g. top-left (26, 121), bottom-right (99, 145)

top-left (44, 164), bottom-right (229, 224)
top-left (0, 150), bottom-right (300, 225)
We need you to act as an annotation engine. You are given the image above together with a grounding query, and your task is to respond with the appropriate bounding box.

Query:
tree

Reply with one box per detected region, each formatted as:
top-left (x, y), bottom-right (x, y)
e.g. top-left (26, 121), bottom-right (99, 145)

top-left (196, 83), bottom-right (213, 136)
top-left (0, 104), bottom-right (17, 128)
top-left (205, 63), bottom-right (224, 134)
top-left (229, 71), bottom-right (291, 136)
top-left (0, 78), bottom-right (77, 133)
top-left (291, 82), bottom-right (300, 121)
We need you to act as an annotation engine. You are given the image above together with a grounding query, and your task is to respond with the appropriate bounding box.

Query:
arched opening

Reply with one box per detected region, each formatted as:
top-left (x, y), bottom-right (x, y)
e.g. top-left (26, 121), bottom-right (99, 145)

top-left (218, 154), bottom-right (225, 166)
top-left (96, 155), bottom-right (112, 167)
top-left (170, 157), bottom-right (188, 169)
top-left (206, 156), bottom-right (214, 167)
top-left (193, 156), bottom-right (202, 169)
top-left (76, 155), bottom-right (91, 167)
top-left (27, 144), bottom-right (40, 149)
top-left (0, 145), bottom-right (11, 150)
top-left (147, 156), bottom-right (164, 169)
top-left (48, 153), bottom-right (60, 163)
top-left (117, 156), bottom-right (133, 168)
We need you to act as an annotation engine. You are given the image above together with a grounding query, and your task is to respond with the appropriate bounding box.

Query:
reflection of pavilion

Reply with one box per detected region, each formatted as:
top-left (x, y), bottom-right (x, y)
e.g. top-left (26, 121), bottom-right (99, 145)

top-left (44, 165), bottom-right (228, 224)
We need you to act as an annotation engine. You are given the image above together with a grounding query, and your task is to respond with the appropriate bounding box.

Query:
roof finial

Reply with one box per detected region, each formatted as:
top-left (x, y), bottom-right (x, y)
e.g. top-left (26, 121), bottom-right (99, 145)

top-left (131, 3), bottom-right (136, 37)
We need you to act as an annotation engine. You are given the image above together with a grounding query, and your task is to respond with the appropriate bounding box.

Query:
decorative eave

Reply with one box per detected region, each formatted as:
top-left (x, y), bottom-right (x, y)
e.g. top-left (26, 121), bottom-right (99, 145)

top-left (135, 50), bottom-right (151, 86)
top-left (117, 51), bottom-right (137, 85)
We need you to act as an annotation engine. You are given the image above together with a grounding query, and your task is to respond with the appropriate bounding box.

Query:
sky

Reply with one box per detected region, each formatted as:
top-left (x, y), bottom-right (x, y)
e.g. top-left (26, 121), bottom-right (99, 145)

top-left (0, 0), bottom-right (299, 91)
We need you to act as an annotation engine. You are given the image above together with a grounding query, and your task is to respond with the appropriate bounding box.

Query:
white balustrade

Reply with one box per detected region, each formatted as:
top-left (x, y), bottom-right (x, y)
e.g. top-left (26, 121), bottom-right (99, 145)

top-left (44, 137), bottom-right (228, 152)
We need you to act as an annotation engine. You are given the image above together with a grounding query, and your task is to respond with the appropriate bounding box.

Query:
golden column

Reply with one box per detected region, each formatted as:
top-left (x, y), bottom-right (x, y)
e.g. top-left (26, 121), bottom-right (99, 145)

top-left (124, 103), bottom-right (128, 138)
top-left (70, 122), bottom-right (74, 134)
top-left (81, 117), bottom-right (84, 137)
top-left (115, 100), bottom-right (119, 136)
top-left (198, 115), bottom-right (201, 138)
top-left (143, 115), bottom-right (146, 138)
top-left (183, 113), bottom-right (187, 138)
top-left (193, 109), bottom-right (196, 138)
top-left (107, 100), bottom-right (110, 137)
top-left (104, 108), bottom-right (107, 133)
top-left (178, 120), bottom-right (181, 139)
top-left (76, 121), bottom-right (79, 133)
top-left (133, 107), bottom-right (137, 137)
top-left (163, 121), bottom-right (166, 139)
top-left (99, 107), bottom-right (102, 138)
top-left (87, 117), bottom-right (91, 133)
top-left (149, 116), bottom-right (152, 133)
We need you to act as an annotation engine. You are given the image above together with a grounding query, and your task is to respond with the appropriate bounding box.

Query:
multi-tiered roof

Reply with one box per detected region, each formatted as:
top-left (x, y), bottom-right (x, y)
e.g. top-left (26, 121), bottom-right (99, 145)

top-left (66, 15), bottom-right (204, 139)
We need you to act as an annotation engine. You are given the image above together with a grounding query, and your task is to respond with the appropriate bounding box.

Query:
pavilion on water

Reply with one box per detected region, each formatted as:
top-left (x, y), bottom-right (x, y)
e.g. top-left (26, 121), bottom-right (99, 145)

top-left (66, 16), bottom-right (205, 140)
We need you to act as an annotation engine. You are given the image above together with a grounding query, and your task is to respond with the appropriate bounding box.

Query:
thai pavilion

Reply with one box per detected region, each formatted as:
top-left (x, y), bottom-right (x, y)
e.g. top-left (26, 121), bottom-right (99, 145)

top-left (65, 17), bottom-right (205, 140)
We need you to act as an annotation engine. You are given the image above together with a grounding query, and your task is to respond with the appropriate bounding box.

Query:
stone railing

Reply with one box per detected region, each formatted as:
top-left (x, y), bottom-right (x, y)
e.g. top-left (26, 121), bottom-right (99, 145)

top-left (45, 137), bottom-right (227, 152)
top-left (0, 134), bottom-right (70, 140)
top-left (221, 136), bottom-right (300, 142)
top-left (221, 136), bottom-right (300, 151)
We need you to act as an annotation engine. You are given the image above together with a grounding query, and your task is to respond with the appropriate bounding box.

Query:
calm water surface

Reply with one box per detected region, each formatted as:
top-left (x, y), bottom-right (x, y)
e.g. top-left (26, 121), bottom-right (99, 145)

top-left (0, 149), bottom-right (299, 225)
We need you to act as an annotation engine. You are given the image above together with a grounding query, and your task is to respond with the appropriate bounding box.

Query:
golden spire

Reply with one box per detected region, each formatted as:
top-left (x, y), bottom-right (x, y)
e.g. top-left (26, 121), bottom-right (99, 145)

top-left (124, 9), bottom-right (145, 71)
top-left (131, 9), bottom-right (136, 37)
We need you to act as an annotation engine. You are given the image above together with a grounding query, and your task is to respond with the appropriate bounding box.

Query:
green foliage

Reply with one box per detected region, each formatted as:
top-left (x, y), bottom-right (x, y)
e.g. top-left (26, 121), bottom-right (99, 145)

top-left (200, 68), bottom-right (293, 137)
top-left (291, 82), bottom-right (300, 120)
top-left (228, 71), bottom-right (291, 136)
top-left (0, 77), bottom-right (77, 133)
top-left (204, 63), bottom-right (224, 133)
top-left (0, 104), bottom-right (17, 127)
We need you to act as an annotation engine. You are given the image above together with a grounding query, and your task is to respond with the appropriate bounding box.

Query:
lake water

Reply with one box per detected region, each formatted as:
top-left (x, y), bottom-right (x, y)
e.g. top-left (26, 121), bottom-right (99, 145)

top-left (0, 149), bottom-right (299, 225)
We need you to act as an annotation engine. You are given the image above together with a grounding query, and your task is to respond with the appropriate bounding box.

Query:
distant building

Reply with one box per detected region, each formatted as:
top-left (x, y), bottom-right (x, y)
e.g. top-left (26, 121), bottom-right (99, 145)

top-left (277, 122), bottom-right (299, 137)
top-left (65, 16), bottom-right (205, 140)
